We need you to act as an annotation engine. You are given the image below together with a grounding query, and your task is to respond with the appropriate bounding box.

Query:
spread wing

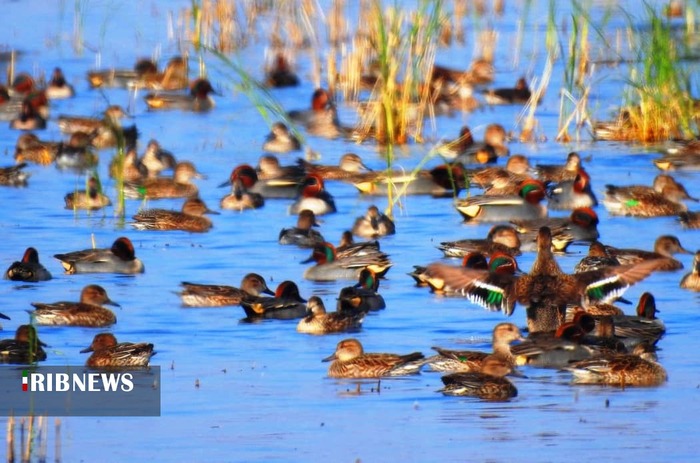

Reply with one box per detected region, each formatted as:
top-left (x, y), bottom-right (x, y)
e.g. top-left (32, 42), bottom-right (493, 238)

top-left (575, 258), bottom-right (671, 305)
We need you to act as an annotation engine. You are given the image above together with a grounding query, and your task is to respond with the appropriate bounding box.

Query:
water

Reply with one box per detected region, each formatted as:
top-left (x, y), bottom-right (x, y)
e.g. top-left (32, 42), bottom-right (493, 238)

top-left (1, 1), bottom-right (700, 461)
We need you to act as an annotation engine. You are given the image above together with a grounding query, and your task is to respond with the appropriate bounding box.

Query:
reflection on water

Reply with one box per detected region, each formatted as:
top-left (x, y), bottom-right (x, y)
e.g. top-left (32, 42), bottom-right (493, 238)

top-left (0, 0), bottom-right (699, 461)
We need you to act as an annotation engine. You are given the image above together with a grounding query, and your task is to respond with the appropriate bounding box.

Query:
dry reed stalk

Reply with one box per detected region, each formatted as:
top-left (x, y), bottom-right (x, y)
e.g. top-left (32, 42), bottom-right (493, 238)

top-left (55, 419), bottom-right (61, 463)
top-left (6, 415), bottom-right (14, 463)
top-left (519, 58), bottom-right (552, 142)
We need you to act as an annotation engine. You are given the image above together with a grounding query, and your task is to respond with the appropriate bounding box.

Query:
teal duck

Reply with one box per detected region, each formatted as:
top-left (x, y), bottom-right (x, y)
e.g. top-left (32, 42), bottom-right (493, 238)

top-left (132, 197), bottom-right (218, 232)
top-left (54, 236), bottom-right (144, 274)
top-left (297, 296), bottom-right (364, 335)
top-left (81, 333), bottom-right (155, 368)
top-left (4, 247), bottom-right (52, 282)
top-left (0, 325), bottom-right (47, 364)
top-left (322, 338), bottom-right (424, 378)
top-left (179, 273), bottom-right (274, 307)
top-left (30, 284), bottom-right (119, 327)
top-left (438, 356), bottom-right (519, 400)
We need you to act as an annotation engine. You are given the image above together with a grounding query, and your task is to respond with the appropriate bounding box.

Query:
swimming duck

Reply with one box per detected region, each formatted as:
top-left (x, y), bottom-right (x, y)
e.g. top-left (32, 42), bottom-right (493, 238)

top-left (302, 242), bottom-right (392, 282)
top-left (45, 67), bottom-right (75, 99)
top-left (297, 296), bottom-right (364, 334)
top-left (124, 161), bottom-right (204, 199)
top-left (415, 252), bottom-right (517, 296)
top-left (54, 236), bottom-right (144, 274)
top-left (609, 293), bottom-right (666, 346)
top-left (423, 227), bottom-right (671, 333)
top-left (58, 105), bottom-right (129, 135)
top-left (535, 152), bottom-right (582, 183)
top-left (604, 235), bottom-right (691, 271)
top-left (288, 174), bottom-right (337, 216)
top-left (179, 273), bottom-right (274, 307)
top-left (337, 268), bottom-right (386, 314)
top-left (454, 179), bottom-right (547, 223)
top-left (574, 241), bottom-right (621, 273)
top-left (335, 231), bottom-right (382, 259)
top-left (219, 164), bottom-right (265, 210)
top-left (410, 252), bottom-right (489, 289)
top-left (4, 247), bottom-right (52, 282)
top-left (548, 168), bottom-right (598, 210)
top-left (278, 209), bottom-right (325, 248)
top-left (680, 251), bottom-right (700, 291)
top-left (54, 133), bottom-right (99, 171)
top-left (483, 77), bottom-right (532, 104)
top-left (144, 78), bottom-right (217, 112)
top-left (438, 356), bottom-right (519, 400)
top-left (265, 53), bottom-right (300, 88)
top-left (240, 280), bottom-right (307, 320)
top-left (352, 164), bottom-right (466, 198)
top-left (287, 88), bottom-right (350, 139)
top-left (0, 162), bottom-right (29, 187)
top-left (14, 133), bottom-right (62, 165)
top-left (30, 284), bottom-right (119, 327)
top-left (299, 153), bottom-right (373, 181)
top-left (87, 58), bottom-right (159, 89)
top-left (435, 126), bottom-right (496, 164)
top-left (132, 197), bottom-right (218, 232)
top-left (0, 325), bottom-right (47, 364)
top-left (109, 148), bottom-right (148, 182)
top-left (322, 338), bottom-right (425, 378)
top-left (654, 139), bottom-right (700, 171)
top-left (64, 176), bottom-right (112, 210)
top-left (248, 155), bottom-right (304, 199)
top-left (351, 205), bottom-right (395, 239)
top-left (10, 98), bottom-right (47, 130)
top-left (564, 342), bottom-right (667, 387)
top-left (139, 139), bottom-right (177, 178)
top-left (510, 207), bottom-right (600, 247)
top-left (424, 323), bottom-right (525, 373)
top-left (469, 155), bottom-right (532, 189)
top-left (262, 122), bottom-right (301, 153)
top-left (81, 333), bottom-right (155, 368)
top-left (603, 174), bottom-right (697, 216)
top-left (438, 225), bottom-right (522, 259)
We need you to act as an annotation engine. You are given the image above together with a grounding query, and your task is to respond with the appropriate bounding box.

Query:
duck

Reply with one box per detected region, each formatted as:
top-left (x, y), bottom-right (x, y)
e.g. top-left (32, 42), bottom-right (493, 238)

top-left (410, 252), bottom-right (488, 289)
top-left (609, 293), bottom-right (666, 346)
top-left (30, 284), bottom-right (120, 327)
top-left (352, 164), bottom-right (466, 198)
top-left (337, 268), bottom-right (386, 314)
top-left (45, 67), bottom-right (75, 99)
top-left (454, 179), bottom-right (547, 223)
top-left (0, 162), bottom-right (30, 186)
top-left (139, 139), bottom-right (176, 178)
top-left (679, 211), bottom-right (700, 229)
top-left (299, 152), bottom-right (373, 180)
top-left (654, 139), bottom-right (700, 171)
top-left (431, 58), bottom-right (495, 87)
top-left (438, 356), bottom-right (519, 400)
top-left (483, 77), bottom-right (532, 104)
top-left (603, 174), bottom-right (697, 216)
top-left (469, 154), bottom-right (532, 189)
top-left (574, 241), bottom-right (621, 273)
top-left (10, 98), bottom-right (47, 130)
top-left (510, 207), bottom-right (600, 247)
top-left (144, 78), bottom-right (217, 112)
top-left (248, 155), bottom-right (304, 199)
top-left (14, 133), bottom-right (62, 165)
top-left (179, 273), bottom-right (274, 307)
top-left (680, 251), bottom-right (700, 291)
top-left (547, 168), bottom-right (598, 210)
top-left (564, 342), bottom-right (667, 387)
top-left (423, 322), bottom-right (525, 373)
top-left (423, 227), bottom-right (671, 333)
top-left (604, 235), bottom-right (691, 271)
top-left (132, 197), bottom-right (218, 232)
top-left (54, 133), bottom-right (99, 171)
top-left (435, 126), bottom-right (496, 164)
top-left (64, 176), bottom-right (111, 210)
top-left (54, 236), bottom-right (145, 274)
top-left (262, 122), bottom-right (301, 153)
top-left (287, 88), bottom-right (349, 139)
top-left (265, 53), bottom-right (300, 88)
top-left (297, 296), bottom-right (364, 334)
top-left (240, 280), bottom-right (307, 320)
top-left (302, 242), bottom-right (392, 282)
top-left (109, 147), bottom-right (147, 182)
top-left (438, 225), bottom-right (522, 258)
top-left (4, 247), bottom-right (52, 282)
top-left (58, 105), bottom-right (129, 135)
top-left (0, 325), bottom-right (47, 364)
top-left (278, 209), bottom-right (325, 248)
top-left (322, 338), bottom-right (425, 378)
top-left (335, 231), bottom-right (382, 259)
top-left (219, 164), bottom-right (265, 211)
top-left (535, 152), bottom-right (582, 183)
top-left (80, 333), bottom-right (156, 368)
top-left (351, 205), bottom-right (395, 239)
top-left (288, 174), bottom-right (337, 216)
top-left (124, 161), bottom-right (204, 199)
top-left (87, 57), bottom-right (159, 89)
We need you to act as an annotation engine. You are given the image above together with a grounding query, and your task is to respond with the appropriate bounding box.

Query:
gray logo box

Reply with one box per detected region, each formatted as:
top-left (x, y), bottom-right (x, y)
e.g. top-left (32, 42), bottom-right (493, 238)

top-left (1, 366), bottom-right (160, 416)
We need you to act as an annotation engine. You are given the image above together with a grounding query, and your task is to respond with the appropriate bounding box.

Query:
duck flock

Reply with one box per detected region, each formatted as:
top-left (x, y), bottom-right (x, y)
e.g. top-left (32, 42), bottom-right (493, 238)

top-left (1, 6), bottom-right (700, 413)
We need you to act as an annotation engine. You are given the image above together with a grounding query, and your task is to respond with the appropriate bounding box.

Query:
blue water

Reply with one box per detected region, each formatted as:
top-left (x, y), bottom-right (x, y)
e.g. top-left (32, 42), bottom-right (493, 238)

top-left (1, 1), bottom-right (700, 461)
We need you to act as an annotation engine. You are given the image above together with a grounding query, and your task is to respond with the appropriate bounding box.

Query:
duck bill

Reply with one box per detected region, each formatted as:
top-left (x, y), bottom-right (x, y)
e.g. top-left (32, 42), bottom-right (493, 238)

top-left (218, 179), bottom-right (232, 188)
top-left (79, 346), bottom-right (94, 354)
top-left (0, 312), bottom-right (10, 320)
top-left (300, 255), bottom-right (315, 264)
top-left (105, 299), bottom-right (121, 308)
top-left (262, 287), bottom-right (275, 296)
top-left (205, 209), bottom-right (221, 215)
top-left (321, 353), bottom-right (337, 362)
